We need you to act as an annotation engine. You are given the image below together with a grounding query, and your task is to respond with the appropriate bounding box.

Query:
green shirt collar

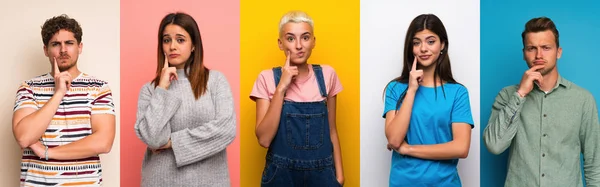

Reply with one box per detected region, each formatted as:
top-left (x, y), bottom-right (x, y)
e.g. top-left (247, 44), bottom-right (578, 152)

top-left (535, 75), bottom-right (571, 93)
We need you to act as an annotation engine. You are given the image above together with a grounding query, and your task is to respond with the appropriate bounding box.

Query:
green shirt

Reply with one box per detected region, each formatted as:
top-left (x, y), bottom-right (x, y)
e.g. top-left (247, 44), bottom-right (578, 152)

top-left (484, 76), bottom-right (600, 187)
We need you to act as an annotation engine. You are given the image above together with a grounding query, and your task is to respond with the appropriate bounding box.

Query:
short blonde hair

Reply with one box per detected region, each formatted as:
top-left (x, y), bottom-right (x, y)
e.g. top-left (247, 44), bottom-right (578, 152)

top-left (278, 10), bottom-right (314, 37)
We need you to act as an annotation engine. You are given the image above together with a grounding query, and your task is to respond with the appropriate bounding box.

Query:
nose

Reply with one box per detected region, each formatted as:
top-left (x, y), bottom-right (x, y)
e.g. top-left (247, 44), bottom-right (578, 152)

top-left (60, 43), bottom-right (67, 53)
top-left (420, 43), bottom-right (427, 53)
top-left (536, 48), bottom-right (543, 59)
top-left (419, 45), bottom-right (427, 53)
top-left (169, 41), bottom-right (176, 51)
top-left (295, 39), bottom-right (302, 50)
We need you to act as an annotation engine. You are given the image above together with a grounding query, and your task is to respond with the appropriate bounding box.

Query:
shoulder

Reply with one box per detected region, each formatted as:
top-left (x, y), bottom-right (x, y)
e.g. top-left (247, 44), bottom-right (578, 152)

top-left (559, 78), bottom-right (598, 110)
top-left (139, 82), bottom-right (156, 94)
top-left (316, 64), bottom-right (334, 70)
top-left (485, 84), bottom-right (519, 101)
top-left (499, 84), bottom-right (519, 95)
top-left (567, 81), bottom-right (595, 101)
top-left (386, 81), bottom-right (407, 92)
top-left (22, 73), bottom-right (53, 87)
top-left (445, 83), bottom-right (469, 93)
top-left (142, 82), bottom-right (154, 89)
top-left (77, 73), bottom-right (110, 87)
top-left (315, 64), bottom-right (337, 75)
top-left (256, 68), bottom-right (276, 81)
top-left (208, 70), bottom-right (229, 85)
top-left (27, 73), bottom-right (52, 81)
top-left (208, 69), bottom-right (224, 79)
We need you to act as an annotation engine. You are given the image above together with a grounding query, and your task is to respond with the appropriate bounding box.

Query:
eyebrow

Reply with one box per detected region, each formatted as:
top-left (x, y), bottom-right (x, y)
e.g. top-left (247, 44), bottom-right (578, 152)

top-left (50, 40), bottom-right (76, 44)
top-left (285, 32), bottom-right (312, 36)
top-left (526, 44), bottom-right (553, 48)
top-left (162, 34), bottom-right (187, 38)
top-left (412, 36), bottom-right (438, 40)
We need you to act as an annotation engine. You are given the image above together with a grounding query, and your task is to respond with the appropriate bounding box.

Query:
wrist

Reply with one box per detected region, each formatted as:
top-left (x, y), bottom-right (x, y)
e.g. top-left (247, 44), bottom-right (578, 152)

top-left (405, 89), bottom-right (417, 98)
top-left (516, 90), bottom-right (526, 98)
top-left (400, 144), bottom-right (412, 155)
top-left (336, 176), bottom-right (344, 185)
top-left (44, 145), bottom-right (49, 160)
top-left (275, 85), bottom-right (287, 94)
top-left (157, 84), bottom-right (168, 90)
top-left (53, 90), bottom-right (66, 98)
top-left (407, 86), bottom-right (418, 93)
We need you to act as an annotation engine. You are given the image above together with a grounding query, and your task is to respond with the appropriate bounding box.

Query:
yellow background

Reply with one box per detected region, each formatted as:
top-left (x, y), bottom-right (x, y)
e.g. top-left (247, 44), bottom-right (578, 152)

top-left (240, 0), bottom-right (360, 186)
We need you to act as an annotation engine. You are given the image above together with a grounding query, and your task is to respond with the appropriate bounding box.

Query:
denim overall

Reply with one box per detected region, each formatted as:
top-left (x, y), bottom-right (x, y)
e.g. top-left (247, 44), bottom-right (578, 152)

top-left (261, 65), bottom-right (341, 187)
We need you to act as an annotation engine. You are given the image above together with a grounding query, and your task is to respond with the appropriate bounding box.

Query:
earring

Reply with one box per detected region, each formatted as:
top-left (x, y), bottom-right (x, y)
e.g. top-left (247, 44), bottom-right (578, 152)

top-left (441, 51), bottom-right (444, 54)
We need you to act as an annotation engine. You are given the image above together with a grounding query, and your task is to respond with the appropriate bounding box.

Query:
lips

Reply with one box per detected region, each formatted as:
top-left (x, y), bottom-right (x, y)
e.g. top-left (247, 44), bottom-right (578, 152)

top-left (296, 52), bottom-right (305, 57)
top-left (533, 60), bottom-right (545, 65)
top-left (419, 55), bottom-right (431, 60)
top-left (169, 54), bottom-right (180, 58)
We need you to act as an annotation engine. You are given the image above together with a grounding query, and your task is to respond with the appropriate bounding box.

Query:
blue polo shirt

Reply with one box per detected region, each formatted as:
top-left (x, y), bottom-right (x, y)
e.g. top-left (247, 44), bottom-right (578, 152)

top-left (383, 81), bottom-right (474, 187)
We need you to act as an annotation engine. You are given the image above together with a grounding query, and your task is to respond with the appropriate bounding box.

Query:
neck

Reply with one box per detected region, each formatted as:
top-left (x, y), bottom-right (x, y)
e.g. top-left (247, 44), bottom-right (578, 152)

top-left (539, 68), bottom-right (559, 92)
top-left (176, 68), bottom-right (188, 80)
top-left (293, 62), bottom-right (310, 78)
top-left (53, 66), bottom-right (81, 79)
top-left (420, 64), bottom-right (441, 87)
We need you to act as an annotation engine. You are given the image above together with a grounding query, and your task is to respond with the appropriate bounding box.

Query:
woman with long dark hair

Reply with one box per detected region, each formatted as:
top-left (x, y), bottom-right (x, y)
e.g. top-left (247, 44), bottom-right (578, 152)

top-left (134, 12), bottom-right (236, 186)
top-left (383, 14), bottom-right (474, 186)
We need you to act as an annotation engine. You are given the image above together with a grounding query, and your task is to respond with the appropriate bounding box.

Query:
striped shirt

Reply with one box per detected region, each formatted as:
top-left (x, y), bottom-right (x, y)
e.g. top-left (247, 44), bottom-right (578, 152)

top-left (14, 72), bottom-right (114, 187)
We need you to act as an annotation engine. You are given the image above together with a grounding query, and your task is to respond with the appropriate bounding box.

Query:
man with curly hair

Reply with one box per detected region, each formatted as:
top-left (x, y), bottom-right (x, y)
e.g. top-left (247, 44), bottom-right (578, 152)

top-left (12, 14), bottom-right (115, 186)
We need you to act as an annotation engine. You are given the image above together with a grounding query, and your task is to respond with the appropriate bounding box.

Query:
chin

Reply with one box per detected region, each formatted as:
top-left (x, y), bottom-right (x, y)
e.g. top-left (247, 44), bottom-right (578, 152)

top-left (170, 61), bottom-right (185, 66)
top-left (541, 68), bottom-right (554, 75)
top-left (59, 62), bottom-right (76, 71)
top-left (420, 61), bottom-right (435, 67)
top-left (291, 59), bottom-right (307, 65)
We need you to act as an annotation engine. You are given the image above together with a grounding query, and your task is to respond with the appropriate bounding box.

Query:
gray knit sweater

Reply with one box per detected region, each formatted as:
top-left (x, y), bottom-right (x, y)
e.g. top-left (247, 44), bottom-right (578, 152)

top-left (134, 69), bottom-right (236, 187)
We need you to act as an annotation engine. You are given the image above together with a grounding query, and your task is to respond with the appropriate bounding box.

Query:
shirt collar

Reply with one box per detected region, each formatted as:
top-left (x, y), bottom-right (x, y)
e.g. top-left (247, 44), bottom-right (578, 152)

top-left (535, 75), bottom-right (571, 94)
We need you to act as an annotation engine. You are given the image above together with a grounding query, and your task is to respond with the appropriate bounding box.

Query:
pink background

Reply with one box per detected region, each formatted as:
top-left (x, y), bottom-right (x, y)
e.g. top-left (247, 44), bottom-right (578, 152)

top-left (120, 0), bottom-right (240, 186)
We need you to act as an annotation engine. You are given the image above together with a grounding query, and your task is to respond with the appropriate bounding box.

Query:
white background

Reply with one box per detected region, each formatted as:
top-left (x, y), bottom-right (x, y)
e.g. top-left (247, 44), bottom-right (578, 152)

top-left (360, 0), bottom-right (480, 186)
top-left (0, 1), bottom-right (120, 186)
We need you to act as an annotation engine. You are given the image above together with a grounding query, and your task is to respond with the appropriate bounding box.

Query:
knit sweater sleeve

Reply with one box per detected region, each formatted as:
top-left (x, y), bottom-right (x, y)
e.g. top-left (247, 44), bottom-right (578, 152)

top-left (134, 83), bottom-right (183, 149)
top-left (171, 71), bottom-right (237, 167)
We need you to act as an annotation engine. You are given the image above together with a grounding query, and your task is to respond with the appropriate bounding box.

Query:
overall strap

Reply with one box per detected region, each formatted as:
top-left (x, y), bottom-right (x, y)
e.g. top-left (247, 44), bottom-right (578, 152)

top-left (272, 67), bottom-right (282, 86)
top-left (312, 64), bottom-right (327, 98)
top-left (272, 67), bottom-right (285, 96)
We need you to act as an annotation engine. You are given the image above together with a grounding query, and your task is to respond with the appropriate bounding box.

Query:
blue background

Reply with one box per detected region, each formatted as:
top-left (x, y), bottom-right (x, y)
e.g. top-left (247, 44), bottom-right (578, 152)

top-left (480, 0), bottom-right (600, 186)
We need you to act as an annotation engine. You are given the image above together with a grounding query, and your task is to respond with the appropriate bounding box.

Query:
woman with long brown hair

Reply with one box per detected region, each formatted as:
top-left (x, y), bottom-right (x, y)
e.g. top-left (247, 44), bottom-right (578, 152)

top-left (134, 12), bottom-right (236, 186)
top-left (383, 14), bottom-right (474, 186)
